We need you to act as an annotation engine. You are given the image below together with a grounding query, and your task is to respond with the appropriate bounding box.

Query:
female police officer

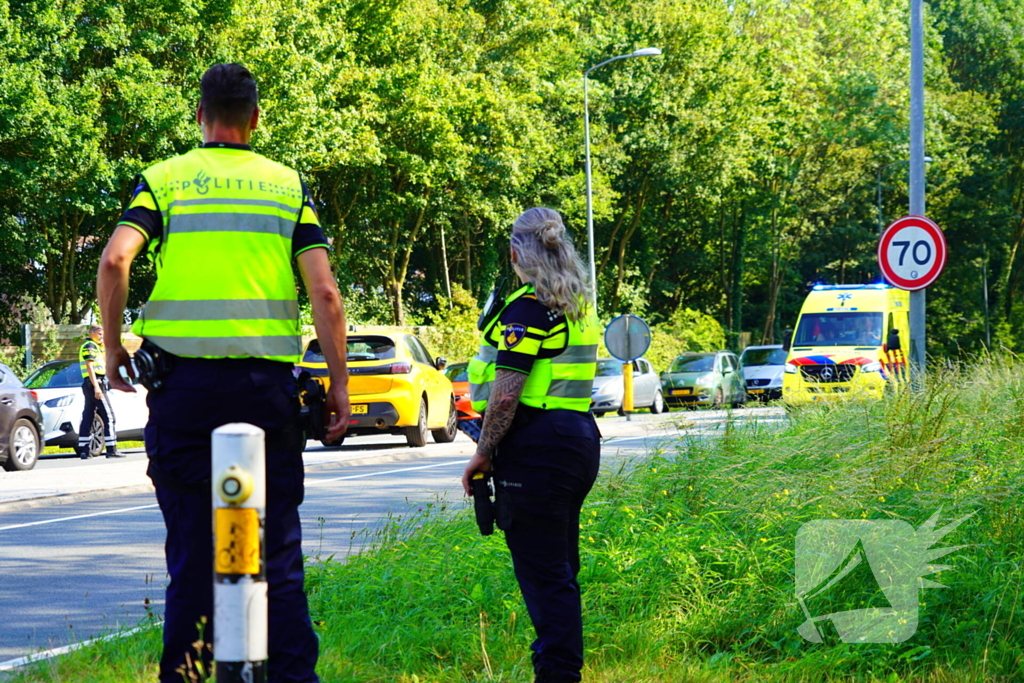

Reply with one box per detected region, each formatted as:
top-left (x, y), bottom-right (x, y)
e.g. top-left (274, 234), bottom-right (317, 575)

top-left (462, 207), bottom-right (600, 683)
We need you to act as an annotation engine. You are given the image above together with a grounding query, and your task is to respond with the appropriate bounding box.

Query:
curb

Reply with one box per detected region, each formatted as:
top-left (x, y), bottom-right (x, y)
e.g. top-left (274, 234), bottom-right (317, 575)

top-left (0, 485), bottom-right (157, 513)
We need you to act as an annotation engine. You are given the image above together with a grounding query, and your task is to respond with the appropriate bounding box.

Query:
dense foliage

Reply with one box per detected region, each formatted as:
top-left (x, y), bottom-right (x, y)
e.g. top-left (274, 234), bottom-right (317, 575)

top-left (2, 0), bottom-right (1022, 363)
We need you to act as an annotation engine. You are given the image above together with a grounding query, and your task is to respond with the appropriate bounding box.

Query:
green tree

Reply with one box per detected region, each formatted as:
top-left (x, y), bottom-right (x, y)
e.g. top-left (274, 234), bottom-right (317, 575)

top-left (646, 307), bottom-right (726, 373)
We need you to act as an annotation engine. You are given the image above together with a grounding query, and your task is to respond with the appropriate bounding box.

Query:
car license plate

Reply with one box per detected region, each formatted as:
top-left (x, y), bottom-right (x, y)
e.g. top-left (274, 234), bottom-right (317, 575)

top-left (351, 404), bottom-right (368, 414)
top-left (671, 389), bottom-right (691, 396)
top-left (748, 389), bottom-right (764, 394)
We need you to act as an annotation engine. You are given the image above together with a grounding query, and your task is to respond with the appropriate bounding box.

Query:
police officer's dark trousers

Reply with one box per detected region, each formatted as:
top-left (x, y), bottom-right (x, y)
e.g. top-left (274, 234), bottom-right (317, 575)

top-left (494, 408), bottom-right (601, 683)
top-left (145, 357), bottom-right (319, 683)
top-left (78, 377), bottom-right (115, 456)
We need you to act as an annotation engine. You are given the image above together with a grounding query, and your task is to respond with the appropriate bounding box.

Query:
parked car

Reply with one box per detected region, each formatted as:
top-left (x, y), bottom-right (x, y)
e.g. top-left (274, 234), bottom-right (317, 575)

top-left (740, 344), bottom-right (787, 401)
top-left (660, 351), bottom-right (746, 409)
top-left (443, 362), bottom-right (480, 420)
top-left (590, 357), bottom-right (666, 417)
top-left (22, 359), bottom-right (148, 457)
top-left (0, 362), bottom-right (43, 471)
top-left (296, 333), bottom-right (457, 447)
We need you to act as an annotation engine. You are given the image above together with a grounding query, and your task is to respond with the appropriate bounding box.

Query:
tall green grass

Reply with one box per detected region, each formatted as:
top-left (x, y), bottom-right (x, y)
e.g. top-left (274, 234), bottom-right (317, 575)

top-left (308, 359), bottom-right (1024, 682)
top-left (8, 358), bottom-right (1023, 682)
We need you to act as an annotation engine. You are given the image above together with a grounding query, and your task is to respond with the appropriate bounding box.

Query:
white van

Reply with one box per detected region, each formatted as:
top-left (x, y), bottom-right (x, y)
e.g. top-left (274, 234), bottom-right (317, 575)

top-left (739, 345), bottom-right (786, 401)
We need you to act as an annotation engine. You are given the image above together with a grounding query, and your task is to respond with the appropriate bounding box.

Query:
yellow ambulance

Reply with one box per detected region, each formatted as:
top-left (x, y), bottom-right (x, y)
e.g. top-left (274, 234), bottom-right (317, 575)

top-left (783, 284), bottom-right (910, 404)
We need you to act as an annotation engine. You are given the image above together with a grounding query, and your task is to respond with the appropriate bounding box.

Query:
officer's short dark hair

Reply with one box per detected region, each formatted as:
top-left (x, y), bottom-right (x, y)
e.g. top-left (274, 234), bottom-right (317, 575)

top-left (200, 63), bottom-right (259, 129)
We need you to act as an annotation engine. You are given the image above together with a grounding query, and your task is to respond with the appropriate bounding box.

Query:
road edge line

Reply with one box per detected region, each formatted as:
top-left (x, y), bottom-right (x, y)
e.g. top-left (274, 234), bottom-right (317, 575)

top-left (0, 624), bottom-right (156, 672)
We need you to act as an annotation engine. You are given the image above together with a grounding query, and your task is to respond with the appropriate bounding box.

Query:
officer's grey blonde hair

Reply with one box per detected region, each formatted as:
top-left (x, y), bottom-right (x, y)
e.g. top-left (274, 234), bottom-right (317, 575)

top-left (510, 207), bottom-right (593, 322)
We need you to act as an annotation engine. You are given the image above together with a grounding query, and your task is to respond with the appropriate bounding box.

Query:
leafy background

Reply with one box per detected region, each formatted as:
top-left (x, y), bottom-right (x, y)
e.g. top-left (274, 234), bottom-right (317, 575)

top-left (2, 0), bottom-right (1022, 365)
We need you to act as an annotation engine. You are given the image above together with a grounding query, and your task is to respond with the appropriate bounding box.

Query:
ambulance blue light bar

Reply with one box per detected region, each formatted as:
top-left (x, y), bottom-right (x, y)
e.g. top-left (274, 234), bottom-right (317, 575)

top-left (812, 284), bottom-right (892, 291)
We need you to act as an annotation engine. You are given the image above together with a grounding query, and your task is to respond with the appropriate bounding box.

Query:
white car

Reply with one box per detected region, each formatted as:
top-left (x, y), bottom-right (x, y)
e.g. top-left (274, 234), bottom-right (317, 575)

top-left (590, 357), bottom-right (665, 416)
top-left (739, 344), bottom-right (787, 401)
top-left (23, 360), bottom-right (148, 457)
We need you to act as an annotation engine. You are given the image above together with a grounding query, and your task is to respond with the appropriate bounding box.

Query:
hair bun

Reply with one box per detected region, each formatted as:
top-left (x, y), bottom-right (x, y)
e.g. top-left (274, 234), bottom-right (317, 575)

top-left (538, 220), bottom-right (563, 250)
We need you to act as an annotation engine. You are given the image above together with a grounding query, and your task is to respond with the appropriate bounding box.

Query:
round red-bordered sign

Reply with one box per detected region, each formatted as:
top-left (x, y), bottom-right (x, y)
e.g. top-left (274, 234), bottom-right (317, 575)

top-left (877, 215), bottom-right (947, 291)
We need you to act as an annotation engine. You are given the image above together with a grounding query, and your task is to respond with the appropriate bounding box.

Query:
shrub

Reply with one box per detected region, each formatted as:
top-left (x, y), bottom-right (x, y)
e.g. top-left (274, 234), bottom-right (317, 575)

top-left (420, 284), bottom-right (481, 363)
top-left (646, 307), bottom-right (726, 372)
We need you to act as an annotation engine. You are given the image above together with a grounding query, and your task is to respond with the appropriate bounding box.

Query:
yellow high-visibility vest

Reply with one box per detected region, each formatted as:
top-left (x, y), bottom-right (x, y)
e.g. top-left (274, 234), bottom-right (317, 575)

top-left (79, 340), bottom-right (106, 378)
top-left (131, 147), bottom-right (304, 361)
top-left (469, 284), bottom-right (598, 412)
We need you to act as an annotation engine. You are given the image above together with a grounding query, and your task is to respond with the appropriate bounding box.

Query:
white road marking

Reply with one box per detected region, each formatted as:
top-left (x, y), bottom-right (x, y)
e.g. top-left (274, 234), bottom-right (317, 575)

top-left (0, 625), bottom-right (154, 671)
top-left (0, 504), bottom-right (160, 533)
top-left (306, 460), bottom-right (466, 486)
top-left (0, 462), bottom-right (469, 533)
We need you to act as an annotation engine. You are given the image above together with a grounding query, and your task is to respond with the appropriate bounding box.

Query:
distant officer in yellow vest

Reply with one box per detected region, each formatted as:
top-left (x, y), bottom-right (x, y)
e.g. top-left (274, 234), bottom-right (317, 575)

top-left (462, 207), bottom-right (600, 683)
top-left (77, 325), bottom-right (119, 458)
top-left (96, 63), bottom-right (350, 683)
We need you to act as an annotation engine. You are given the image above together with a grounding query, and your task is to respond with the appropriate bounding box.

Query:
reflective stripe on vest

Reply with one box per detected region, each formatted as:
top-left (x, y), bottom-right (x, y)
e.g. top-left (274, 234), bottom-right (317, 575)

top-left (548, 378), bottom-right (595, 399)
top-left (156, 212), bottom-right (297, 238)
top-left (142, 299), bottom-right (298, 321)
top-left (131, 148), bottom-right (304, 361)
top-left (468, 344), bottom-right (498, 405)
top-left (142, 335), bottom-right (302, 359)
top-left (518, 313), bottom-right (598, 411)
top-left (468, 285), bottom-right (598, 413)
top-left (550, 344), bottom-right (598, 364)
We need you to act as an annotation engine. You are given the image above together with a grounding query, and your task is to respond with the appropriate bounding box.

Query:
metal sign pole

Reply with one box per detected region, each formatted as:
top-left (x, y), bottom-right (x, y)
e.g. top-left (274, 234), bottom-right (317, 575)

top-left (622, 315), bottom-right (634, 420)
top-left (909, 0), bottom-right (926, 387)
top-left (22, 324), bottom-right (31, 371)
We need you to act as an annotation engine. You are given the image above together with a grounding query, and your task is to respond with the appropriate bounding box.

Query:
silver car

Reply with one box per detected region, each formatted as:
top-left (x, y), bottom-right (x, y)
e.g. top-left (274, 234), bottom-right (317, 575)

top-left (0, 362), bottom-right (43, 471)
top-left (23, 359), bottom-right (148, 457)
top-left (590, 357), bottom-right (666, 417)
top-left (739, 344), bottom-right (787, 401)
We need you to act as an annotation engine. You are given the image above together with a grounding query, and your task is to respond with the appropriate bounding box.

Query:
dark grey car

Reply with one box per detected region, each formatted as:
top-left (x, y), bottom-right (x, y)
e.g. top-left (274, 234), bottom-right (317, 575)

top-left (660, 351), bottom-right (746, 409)
top-left (0, 362), bottom-right (43, 471)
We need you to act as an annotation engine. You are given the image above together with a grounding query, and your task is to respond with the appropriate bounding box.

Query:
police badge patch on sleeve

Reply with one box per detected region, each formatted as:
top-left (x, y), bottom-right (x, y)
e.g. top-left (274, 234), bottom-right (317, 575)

top-left (504, 323), bottom-right (527, 349)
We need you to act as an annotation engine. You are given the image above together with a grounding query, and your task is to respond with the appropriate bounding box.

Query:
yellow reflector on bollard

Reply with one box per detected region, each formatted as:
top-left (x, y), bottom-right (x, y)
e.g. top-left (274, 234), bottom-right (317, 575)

top-left (215, 507), bottom-right (261, 575)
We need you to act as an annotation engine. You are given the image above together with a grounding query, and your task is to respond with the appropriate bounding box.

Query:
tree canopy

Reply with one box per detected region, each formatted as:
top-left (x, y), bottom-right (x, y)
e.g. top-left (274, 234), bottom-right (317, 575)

top-left (1, 0), bottom-right (1020, 362)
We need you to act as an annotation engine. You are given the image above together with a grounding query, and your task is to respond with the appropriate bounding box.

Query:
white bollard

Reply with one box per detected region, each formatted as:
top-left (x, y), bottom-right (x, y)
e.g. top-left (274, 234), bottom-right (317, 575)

top-left (212, 423), bottom-right (268, 683)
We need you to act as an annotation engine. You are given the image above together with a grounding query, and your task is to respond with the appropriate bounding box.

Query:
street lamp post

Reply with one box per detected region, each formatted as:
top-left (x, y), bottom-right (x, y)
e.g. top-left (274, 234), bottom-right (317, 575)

top-left (584, 47), bottom-right (662, 310)
top-left (876, 156), bottom-right (933, 235)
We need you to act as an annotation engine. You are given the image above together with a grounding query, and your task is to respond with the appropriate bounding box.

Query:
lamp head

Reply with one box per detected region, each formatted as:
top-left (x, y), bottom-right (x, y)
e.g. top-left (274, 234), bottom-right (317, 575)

top-left (631, 47), bottom-right (662, 57)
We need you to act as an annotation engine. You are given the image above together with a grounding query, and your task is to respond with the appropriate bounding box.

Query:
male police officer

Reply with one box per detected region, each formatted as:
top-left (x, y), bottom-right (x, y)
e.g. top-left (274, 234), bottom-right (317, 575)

top-left (77, 325), bottom-right (120, 458)
top-left (97, 63), bottom-right (350, 683)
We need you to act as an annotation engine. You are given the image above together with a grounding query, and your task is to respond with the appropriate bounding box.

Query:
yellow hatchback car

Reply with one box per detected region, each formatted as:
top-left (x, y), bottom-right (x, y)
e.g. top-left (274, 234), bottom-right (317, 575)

top-left (297, 333), bottom-right (457, 448)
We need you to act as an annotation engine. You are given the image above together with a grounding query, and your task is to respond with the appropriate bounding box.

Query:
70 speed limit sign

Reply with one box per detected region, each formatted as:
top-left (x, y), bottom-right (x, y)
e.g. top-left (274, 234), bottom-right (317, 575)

top-left (878, 215), bottom-right (947, 291)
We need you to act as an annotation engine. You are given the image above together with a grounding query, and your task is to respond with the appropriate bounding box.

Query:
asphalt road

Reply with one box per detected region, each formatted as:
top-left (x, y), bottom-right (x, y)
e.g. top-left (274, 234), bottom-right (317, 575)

top-left (0, 407), bottom-right (782, 669)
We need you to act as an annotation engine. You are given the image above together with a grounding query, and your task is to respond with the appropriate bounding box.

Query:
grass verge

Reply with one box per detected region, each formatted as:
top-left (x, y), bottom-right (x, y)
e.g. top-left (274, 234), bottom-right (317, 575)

top-left (8, 358), bottom-right (1023, 682)
top-left (42, 441), bottom-right (145, 456)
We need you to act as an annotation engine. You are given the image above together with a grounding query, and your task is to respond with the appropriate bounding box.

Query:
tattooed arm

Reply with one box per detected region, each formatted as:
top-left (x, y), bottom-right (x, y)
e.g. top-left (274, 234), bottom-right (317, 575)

top-left (461, 369), bottom-right (528, 494)
top-left (476, 369), bottom-right (528, 456)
